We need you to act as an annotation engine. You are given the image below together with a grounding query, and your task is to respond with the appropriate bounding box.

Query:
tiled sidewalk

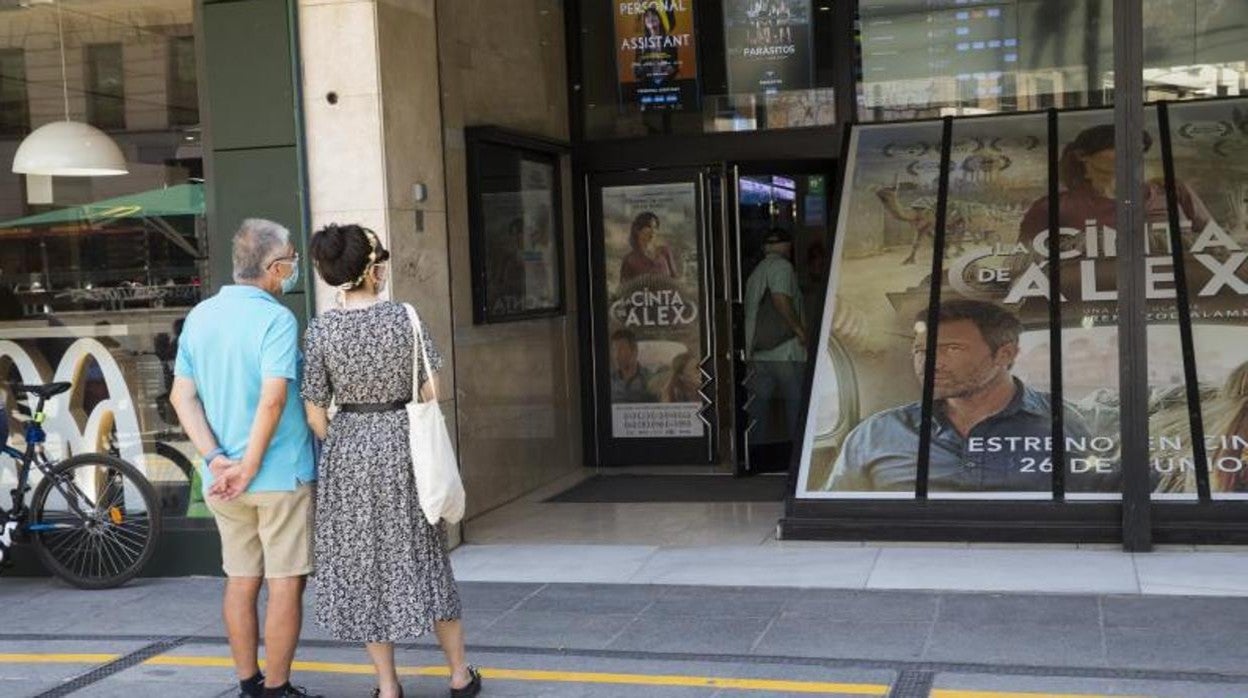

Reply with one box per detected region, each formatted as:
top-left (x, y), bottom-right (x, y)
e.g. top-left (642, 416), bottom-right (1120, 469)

top-left (450, 542), bottom-right (1248, 596)
top-left (4, 577), bottom-right (1248, 696)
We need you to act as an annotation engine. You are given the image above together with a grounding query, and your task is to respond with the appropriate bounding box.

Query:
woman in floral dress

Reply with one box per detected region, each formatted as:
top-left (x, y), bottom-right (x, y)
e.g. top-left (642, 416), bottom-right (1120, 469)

top-left (301, 223), bottom-right (482, 698)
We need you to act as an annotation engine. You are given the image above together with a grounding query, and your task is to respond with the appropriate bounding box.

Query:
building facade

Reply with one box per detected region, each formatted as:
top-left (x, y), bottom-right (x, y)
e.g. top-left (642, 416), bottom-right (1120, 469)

top-left (0, 1), bottom-right (1245, 573)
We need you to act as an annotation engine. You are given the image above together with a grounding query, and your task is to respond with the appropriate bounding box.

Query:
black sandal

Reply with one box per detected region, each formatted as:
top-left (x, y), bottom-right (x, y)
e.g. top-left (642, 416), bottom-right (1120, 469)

top-left (449, 666), bottom-right (481, 697)
top-left (370, 688), bottom-right (403, 698)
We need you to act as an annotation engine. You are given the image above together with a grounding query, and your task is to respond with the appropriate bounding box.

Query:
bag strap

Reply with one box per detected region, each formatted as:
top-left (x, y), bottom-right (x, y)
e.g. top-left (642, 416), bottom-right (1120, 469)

top-left (403, 303), bottom-right (438, 403)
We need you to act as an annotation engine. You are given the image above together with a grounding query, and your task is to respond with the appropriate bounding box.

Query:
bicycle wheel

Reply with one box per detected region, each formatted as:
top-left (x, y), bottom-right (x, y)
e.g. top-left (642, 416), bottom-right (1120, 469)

top-left (30, 453), bottom-right (163, 589)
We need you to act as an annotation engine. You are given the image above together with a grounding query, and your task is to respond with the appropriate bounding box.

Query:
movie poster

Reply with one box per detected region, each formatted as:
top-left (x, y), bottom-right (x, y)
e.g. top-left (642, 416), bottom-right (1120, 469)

top-left (601, 183), bottom-right (705, 438)
top-left (723, 0), bottom-right (813, 96)
top-left (1150, 98), bottom-right (1248, 500)
top-left (614, 0), bottom-right (700, 111)
top-left (480, 159), bottom-right (559, 320)
top-left (796, 98), bottom-right (1248, 499)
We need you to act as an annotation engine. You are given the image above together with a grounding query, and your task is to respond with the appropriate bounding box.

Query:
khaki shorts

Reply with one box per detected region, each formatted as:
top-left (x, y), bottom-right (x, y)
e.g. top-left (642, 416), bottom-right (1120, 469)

top-left (207, 484), bottom-right (314, 578)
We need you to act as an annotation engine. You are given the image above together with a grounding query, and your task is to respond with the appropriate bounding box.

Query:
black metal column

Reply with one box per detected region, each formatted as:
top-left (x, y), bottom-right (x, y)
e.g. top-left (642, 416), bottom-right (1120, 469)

top-left (1114, 0), bottom-right (1152, 552)
top-left (831, 0), bottom-right (859, 127)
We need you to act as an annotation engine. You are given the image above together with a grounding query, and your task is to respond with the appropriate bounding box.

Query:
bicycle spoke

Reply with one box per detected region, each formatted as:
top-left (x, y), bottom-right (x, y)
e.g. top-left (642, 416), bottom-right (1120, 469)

top-left (100, 526), bottom-right (144, 560)
top-left (108, 521), bottom-right (150, 545)
top-left (69, 535), bottom-right (95, 579)
top-left (96, 531), bottom-right (127, 578)
top-left (94, 534), bottom-right (111, 580)
top-left (100, 484), bottom-right (124, 512)
top-left (42, 526), bottom-right (89, 559)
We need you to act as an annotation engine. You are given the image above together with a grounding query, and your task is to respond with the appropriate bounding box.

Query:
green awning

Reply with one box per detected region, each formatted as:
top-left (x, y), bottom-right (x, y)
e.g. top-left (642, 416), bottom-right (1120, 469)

top-left (0, 183), bottom-right (204, 229)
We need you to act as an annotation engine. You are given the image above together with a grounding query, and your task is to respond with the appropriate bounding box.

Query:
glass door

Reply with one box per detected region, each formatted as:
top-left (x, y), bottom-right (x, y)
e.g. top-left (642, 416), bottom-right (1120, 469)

top-left (587, 169), bottom-right (719, 466)
top-left (728, 162), bottom-right (835, 475)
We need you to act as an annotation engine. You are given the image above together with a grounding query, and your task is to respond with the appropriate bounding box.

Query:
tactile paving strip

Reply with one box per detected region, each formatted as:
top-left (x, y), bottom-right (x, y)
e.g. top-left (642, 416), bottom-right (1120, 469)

top-left (32, 636), bottom-right (188, 698)
top-left (889, 670), bottom-right (935, 698)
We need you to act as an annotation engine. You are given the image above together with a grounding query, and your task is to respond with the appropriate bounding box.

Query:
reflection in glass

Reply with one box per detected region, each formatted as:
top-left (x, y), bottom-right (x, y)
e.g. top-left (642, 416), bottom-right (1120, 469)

top-left (858, 0), bottom-right (1248, 120)
top-left (475, 142), bottom-right (563, 323)
top-left (0, 1), bottom-right (202, 519)
top-left (579, 0), bottom-right (838, 139)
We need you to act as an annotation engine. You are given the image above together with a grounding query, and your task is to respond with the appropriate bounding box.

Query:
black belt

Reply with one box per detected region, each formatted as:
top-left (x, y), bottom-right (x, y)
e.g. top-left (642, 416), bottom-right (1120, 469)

top-left (338, 400), bottom-right (408, 414)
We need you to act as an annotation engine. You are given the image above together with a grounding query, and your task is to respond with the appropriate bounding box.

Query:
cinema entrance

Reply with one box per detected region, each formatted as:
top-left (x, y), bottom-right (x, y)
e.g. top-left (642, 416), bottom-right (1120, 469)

top-left (563, 0), bottom-right (1248, 545)
top-left (584, 158), bottom-right (836, 475)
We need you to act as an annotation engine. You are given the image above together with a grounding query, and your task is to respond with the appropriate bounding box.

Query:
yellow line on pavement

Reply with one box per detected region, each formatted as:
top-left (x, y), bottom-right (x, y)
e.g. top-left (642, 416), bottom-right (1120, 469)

top-left (932, 690), bottom-right (1146, 698)
top-left (0, 653), bottom-right (1146, 697)
top-left (147, 655), bottom-right (889, 694)
top-left (0, 653), bottom-right (118, 664)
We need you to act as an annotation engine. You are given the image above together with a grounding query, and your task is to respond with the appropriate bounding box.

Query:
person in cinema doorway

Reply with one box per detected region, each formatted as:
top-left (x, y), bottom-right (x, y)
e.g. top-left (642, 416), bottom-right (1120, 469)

top-left (822, 299), bottom-right (1101, 493)
top-left (744, 228), bottom-right (808, 443)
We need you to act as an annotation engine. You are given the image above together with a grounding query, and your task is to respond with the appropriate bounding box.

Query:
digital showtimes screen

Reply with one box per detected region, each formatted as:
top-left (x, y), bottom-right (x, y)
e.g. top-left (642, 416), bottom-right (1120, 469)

top-left (860, 0), bottom-right (1019, 102)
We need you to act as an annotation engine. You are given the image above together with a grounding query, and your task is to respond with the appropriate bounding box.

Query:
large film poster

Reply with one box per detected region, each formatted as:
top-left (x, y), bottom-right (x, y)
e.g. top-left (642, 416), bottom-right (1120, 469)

top-left (797, 100), bottom-right (1248, 500)
top-left (602, 183), bottom-right (705, 439)
top-left (723, 0), bottom-right (813, 96)
top-left (615, 0), bottom-right (700, 111)
top-left (798, 122), bottom-right (945, 497)
top-left (1155, 98), bottom-right (1248, 500)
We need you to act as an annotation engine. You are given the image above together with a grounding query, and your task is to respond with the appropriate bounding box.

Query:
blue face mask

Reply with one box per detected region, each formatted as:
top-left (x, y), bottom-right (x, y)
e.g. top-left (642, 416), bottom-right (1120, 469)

top-left (280, 262), bottom-right (300, 295)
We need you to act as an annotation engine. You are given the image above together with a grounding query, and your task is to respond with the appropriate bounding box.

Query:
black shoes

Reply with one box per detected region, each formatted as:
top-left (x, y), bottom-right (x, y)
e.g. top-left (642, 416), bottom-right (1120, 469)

top-left (262, 683), bottom-right (322, 697)
top-left (239, 672), bottom-right (265, 698)
top-left (449, 666), bottom-right (482, 698)
top-left (369, 667), bottom-right (478, 698)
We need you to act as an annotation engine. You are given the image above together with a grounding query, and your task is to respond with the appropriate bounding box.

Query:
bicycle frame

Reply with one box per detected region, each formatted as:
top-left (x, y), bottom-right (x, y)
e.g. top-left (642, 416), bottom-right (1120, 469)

top-left (2, 396), bottom-right (97, 527)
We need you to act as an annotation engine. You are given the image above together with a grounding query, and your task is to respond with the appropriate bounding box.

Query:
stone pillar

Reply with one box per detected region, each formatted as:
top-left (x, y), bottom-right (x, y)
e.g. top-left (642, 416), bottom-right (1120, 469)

top-left (298, 0), bottom-right (454, 387)
top-left (299, 0), bottom-right (582, 529)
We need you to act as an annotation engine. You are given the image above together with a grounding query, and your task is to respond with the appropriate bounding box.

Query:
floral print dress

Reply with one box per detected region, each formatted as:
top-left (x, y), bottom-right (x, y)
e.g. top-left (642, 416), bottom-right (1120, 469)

top-left (300, 301), bottom-right (461, 642)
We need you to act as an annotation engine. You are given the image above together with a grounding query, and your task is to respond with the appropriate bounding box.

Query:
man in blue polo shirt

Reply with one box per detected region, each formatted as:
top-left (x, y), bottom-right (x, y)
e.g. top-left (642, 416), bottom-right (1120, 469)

top-left (171, 218), bottom-right (319, 698)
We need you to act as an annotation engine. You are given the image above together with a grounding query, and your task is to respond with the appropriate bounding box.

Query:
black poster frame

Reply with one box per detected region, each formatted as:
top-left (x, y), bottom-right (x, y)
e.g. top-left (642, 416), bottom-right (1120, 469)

top-left (782, 96), bottom-right (1248, 544)
top-left (587, 168), bottom-right (717, 466)
top-left (465, 127), bottom-right (571, 326)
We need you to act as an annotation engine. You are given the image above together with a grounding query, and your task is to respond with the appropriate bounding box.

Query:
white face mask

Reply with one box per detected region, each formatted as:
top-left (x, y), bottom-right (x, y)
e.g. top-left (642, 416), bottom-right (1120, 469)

top-left (372, 264), bottom-right (389, 295)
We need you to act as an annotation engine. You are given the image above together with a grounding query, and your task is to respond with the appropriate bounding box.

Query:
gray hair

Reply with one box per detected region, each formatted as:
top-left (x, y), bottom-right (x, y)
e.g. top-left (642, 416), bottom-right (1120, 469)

top-left (232, 218), bottom-right (292, 282)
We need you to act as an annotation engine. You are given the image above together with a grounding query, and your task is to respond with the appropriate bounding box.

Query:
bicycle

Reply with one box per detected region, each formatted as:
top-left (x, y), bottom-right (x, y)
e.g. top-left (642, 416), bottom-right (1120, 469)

top-left (0, 381), bottom-right (162, 589)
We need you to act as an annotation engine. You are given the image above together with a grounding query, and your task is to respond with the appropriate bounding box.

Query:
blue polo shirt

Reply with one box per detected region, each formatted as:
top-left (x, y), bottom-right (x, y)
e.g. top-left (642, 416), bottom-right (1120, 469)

top-left (174, 285), bottom-right (315, 493)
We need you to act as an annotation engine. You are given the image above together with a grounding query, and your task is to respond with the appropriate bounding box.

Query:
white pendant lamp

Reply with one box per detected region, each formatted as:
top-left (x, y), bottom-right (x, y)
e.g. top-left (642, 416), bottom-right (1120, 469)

top-left (12, 0), bottom-right (127, 177)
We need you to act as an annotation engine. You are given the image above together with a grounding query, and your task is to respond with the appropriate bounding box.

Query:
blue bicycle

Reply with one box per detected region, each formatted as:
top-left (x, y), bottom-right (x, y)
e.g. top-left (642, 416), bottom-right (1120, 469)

top-left (0, 382), bottom-right (161, 588)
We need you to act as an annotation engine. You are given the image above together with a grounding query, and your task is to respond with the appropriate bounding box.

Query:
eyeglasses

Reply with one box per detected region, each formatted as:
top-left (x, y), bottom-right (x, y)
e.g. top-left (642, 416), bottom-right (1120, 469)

top-left (268, 252), bottom-right (300, 269)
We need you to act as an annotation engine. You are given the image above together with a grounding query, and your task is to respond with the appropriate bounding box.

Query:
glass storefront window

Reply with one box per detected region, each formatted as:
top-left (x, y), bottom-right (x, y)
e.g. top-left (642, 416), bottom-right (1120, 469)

top-left (577, 0), bottom-right (840, 140)
top-left (0, 0), bottom-right (203, 520)
top-left (576, 2), bottom-right (1248, 138)
top-left (86, 43), bottom-right (125, 131)
top-left (857, 0), bottom-right (1248, 121)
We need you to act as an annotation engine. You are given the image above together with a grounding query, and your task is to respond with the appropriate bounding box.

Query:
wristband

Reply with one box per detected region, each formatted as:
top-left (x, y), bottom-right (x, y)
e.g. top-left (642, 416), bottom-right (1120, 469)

top-left (203, 447), bottom-right (226, 465)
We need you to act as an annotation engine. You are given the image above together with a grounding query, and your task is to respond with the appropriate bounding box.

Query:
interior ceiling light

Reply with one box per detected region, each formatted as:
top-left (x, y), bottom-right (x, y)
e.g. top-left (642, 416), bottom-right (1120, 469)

top-left (12, 0), bottom-right (127, 177)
